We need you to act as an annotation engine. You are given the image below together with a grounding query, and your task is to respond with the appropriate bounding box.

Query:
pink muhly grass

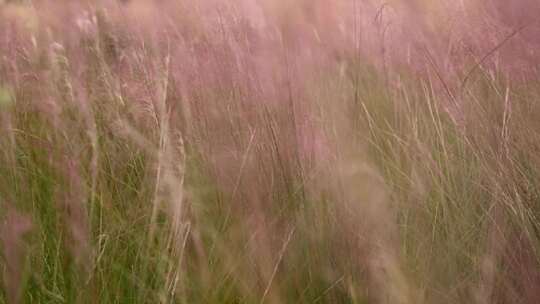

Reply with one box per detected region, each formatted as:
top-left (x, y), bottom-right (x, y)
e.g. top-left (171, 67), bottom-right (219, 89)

top-left (1, 208), bottom-right (32, 304)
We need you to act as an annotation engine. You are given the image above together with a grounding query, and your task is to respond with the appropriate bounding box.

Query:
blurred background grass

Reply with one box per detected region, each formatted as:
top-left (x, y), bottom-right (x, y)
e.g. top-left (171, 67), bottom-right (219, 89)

top-left (0, 0), bottom-right (540, 303)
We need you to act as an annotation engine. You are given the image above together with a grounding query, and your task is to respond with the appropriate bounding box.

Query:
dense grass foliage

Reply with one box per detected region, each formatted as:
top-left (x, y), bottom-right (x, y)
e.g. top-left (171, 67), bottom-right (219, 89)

top-left (1, 1), bottom-right (540, 303)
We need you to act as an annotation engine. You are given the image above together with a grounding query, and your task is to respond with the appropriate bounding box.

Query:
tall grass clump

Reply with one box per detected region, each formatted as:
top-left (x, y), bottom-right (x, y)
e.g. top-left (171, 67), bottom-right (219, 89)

top-left (1, 0), bottom-right (540, 303)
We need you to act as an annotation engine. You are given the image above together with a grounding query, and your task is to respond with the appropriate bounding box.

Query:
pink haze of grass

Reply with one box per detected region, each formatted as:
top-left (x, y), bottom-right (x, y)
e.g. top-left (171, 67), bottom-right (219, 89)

top-left (1, 0), bottom-right (540, 303)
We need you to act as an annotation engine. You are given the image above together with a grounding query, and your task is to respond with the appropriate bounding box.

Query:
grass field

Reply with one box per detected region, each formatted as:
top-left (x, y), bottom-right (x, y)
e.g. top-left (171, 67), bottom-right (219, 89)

top-left (1, 1), bottom-right (540, 303)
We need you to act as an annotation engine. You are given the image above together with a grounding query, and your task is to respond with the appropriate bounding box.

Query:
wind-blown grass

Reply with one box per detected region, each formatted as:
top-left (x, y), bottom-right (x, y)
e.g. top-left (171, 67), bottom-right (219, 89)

top-left (1, 1), bottom-right (540, 303)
